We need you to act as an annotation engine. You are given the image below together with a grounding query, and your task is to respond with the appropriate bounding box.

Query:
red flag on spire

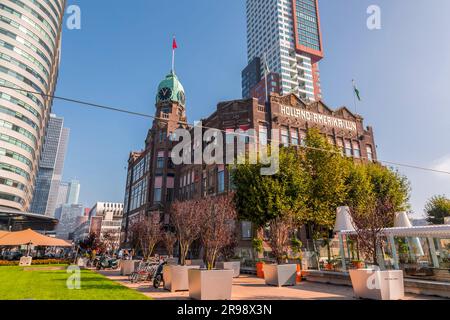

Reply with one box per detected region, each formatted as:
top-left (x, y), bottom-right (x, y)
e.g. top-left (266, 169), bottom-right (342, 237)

top-left (172, 37), bottom-right (178, 50)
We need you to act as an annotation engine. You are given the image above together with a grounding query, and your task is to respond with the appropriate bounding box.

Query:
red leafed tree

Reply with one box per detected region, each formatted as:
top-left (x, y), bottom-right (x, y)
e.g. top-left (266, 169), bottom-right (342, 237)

top-left (170, 199), bottom-right (204, 265)
top-left (199, 194), bottom-right (238, 270)
top-left (129, 215), bottom-right (161, 260)
top-left (267, 214), bottom-right (295, 264)
top-left (161, 229), bottom-right (177, 257)
top-left (350, 198), bottom-right (396, 265)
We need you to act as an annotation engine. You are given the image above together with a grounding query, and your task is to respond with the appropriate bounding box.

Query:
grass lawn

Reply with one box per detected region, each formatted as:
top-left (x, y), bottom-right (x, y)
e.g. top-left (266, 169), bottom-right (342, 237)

top-left (0, 265), bottom-right (150, 300)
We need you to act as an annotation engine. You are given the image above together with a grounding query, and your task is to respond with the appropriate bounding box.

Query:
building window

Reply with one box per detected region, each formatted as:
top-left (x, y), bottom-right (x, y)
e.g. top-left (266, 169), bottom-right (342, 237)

top-left (344, 139), bottom-right (352, 157)
top-left (166, 188), bottom-right (174, 203)
top-left (337, 138), bottom-right (344, 155)
top-left (241, 221), bottom-right (252, 240)
top-left (353, 141), bottom-right (361, 158)
top-left (154, 188), bottom-right (162, 203)
top-left (225, 128), bottom-right (235, 145)
top-left (300, 130), bottom-right (307, 146)
top-left (366, 145), bottom-right (374, 161)
top-left (218, 170), bottom-right (225, 193)
top-left (291, 129), bottom-right (299, 145)
top-left (259, 125), bottom-right (268, 146)
top-left (156, 157), bottom-right (164, 169)
top-left (281, 126), bottom-right (289, 146)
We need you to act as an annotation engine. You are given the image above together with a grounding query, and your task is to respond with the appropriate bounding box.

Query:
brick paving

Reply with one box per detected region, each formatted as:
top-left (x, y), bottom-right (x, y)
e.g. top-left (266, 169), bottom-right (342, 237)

top-left (98, 270), bottom-right (442, 300)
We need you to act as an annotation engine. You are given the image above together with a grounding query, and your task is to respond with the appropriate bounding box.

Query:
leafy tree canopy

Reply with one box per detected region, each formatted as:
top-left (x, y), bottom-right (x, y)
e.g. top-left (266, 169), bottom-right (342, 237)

top-left (425, 195), bottom-right (450, 225)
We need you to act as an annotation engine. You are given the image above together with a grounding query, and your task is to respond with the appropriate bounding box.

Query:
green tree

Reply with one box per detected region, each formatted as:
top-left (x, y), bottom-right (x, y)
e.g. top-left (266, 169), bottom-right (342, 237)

top-left (346, 162), bottom-right (410, 265)
top-left (300, 128), bottom-right (349, 238)
top-left (425, 195), bottom-right (450, 225)
top-left (232, 147), bottom-right (305, 227)
top-left (346, 162), bottom-right (410, 218)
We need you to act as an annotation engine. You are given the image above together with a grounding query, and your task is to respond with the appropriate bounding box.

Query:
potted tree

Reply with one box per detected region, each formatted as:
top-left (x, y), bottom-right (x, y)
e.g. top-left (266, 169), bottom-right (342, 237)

top-left (163, 200), bottom-right (203, 292)
top-left (124, 216), bottom-right (161, 275)
top-left (346, 162), bottom-right (409, 300)
top-left (252, 237), bottom-right (265, 278)
top-left (349, 199), bottom-right (405, 300)
top-left (264, 215), bottom-right (297, 287)
top-left (290, 236), bottom-right (303, 282)
top-left (188, 194), bottom-right (237, 300)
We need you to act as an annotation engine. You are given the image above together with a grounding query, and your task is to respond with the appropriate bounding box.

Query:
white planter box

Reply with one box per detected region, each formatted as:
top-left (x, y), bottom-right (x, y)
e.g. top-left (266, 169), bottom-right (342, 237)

top-left (19, 256), bottom-right (32, 266)
top-left (164, 265), bottom-right (200, 292)
top-left (166, 257), bottom-right (179, 265)
top-left (188, 269), bottom-right (234, 300)
top-left (120, 260), bottom-right (139, 276)
top-left (349, 269), bottom-right (405, 300)
top-left (216, 261), bottom-right (240, 278)
top-left (264, 264), bottom-right (297, 287)
top-left (185, 259), bottom-right (204, 267)
top-left (76, 257), bottom-right (87, 267)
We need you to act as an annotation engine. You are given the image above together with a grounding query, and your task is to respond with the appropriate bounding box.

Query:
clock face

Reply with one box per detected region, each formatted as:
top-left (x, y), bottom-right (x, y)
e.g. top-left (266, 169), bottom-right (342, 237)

top-left (158, 87), bottom-right (172, 101)
top-left (177, 91), bottom-right (186, 105)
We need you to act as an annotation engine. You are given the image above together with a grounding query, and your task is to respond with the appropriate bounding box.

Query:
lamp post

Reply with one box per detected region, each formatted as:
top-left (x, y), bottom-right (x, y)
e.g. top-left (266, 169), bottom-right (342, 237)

top-left (334, 206), bottom-right (355, 272)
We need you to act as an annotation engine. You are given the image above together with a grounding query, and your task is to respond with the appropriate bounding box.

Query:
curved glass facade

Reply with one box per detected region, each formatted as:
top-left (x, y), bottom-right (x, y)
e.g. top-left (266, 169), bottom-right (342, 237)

top-left (0, 0), bottom-right (65, 211)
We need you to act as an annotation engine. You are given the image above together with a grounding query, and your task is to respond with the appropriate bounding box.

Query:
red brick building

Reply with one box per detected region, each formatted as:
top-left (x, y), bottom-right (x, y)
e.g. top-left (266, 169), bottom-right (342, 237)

top-left (121, 71), bottom-right (377, 258)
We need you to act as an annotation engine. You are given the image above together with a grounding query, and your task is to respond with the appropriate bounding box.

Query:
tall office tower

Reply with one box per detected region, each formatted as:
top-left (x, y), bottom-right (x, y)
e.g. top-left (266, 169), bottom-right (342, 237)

top-left (55, 181), bottom-right (69, 209)
top-left (0, 0), bottom-right (66, 210)
top-left (66, 179), bottom-right (80, 205)
top-left (243, 0), bottom-right (324, 102)
top-left (30, 114), bottom-right (69, 217)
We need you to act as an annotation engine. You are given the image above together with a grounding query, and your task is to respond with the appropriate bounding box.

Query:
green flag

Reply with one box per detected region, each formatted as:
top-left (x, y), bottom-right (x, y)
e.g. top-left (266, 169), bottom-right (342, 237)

top-left (352, 80), bottom-right (361, 101)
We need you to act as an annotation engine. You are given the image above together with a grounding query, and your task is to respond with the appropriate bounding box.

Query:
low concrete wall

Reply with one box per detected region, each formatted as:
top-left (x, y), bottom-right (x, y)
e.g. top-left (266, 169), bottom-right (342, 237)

top-left (304, 270), bottom-right (450, 299)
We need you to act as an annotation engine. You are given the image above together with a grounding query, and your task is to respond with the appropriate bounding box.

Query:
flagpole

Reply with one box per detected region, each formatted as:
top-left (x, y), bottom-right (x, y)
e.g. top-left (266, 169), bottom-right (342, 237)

top-left (172, 39), bottom-right (175, 74)
top-left (352, 79), bottom-right (357, 114)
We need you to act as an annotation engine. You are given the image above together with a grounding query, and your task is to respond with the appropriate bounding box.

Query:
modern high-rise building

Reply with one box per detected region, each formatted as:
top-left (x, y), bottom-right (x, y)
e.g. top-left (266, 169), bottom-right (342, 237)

top-left (66, 179), bottom-right (80, 205)
top-left (243, 0), bottom-right (324, 102)
top-left (0, 0), bottom-right (66, 211)
top-left (55, 181), bottom-right (69, 210)
top-left (30, 114), bottom-right (69, 217)
top-left (55, 203), bottom-right (83, 240)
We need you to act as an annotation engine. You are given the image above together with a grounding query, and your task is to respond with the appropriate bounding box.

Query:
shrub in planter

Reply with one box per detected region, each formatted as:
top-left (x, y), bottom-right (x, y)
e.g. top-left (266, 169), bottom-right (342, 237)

top-left (252, 237), bottom-right (265, 278)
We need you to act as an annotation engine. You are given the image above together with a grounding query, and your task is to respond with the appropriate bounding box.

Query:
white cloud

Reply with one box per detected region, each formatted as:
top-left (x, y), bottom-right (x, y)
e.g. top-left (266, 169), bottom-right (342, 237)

top-left (432, 154), bottom-right (450, 174)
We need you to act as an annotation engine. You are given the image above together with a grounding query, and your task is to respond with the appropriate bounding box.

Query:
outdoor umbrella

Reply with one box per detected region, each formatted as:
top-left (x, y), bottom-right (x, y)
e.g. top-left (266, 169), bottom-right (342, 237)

top-left (0, 229), bottom-right (71, 247)
top-left (0, 230), bottom-right (10, 239)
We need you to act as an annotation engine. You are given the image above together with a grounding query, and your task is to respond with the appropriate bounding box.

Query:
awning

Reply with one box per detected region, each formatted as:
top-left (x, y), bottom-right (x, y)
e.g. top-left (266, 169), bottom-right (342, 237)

top-left (340, 225), bottom-right (450, 238)
top-left (0, 230), bottom-right (9, 239)
top-left (0, 229), bottom-right (72, 247)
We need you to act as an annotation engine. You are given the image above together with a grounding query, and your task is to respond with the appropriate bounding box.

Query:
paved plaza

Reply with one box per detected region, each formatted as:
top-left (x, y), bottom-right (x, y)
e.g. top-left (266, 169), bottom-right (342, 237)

top-left (98, 270), bottom-right (442, 300)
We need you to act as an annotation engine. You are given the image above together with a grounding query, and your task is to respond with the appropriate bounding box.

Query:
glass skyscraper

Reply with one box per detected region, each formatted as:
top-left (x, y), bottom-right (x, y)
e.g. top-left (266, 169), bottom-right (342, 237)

top-left (66, 179), bottom-right (80, 205)
top-left (243, 0), bottom-right (324, 101)
top-left (30, 114), bottom-right (69, 217)
top-left (0, 0), bottom-right (66, 210)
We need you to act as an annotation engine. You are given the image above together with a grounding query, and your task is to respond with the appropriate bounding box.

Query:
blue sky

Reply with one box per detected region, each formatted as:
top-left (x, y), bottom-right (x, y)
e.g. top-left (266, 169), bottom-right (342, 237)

top-left (54, 0), bottom-right (450, 217)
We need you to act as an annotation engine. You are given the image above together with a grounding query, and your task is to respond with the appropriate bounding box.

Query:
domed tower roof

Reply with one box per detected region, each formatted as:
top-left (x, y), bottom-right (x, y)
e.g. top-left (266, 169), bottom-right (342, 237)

top-left (156, 71), bottom-right (186, 106)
